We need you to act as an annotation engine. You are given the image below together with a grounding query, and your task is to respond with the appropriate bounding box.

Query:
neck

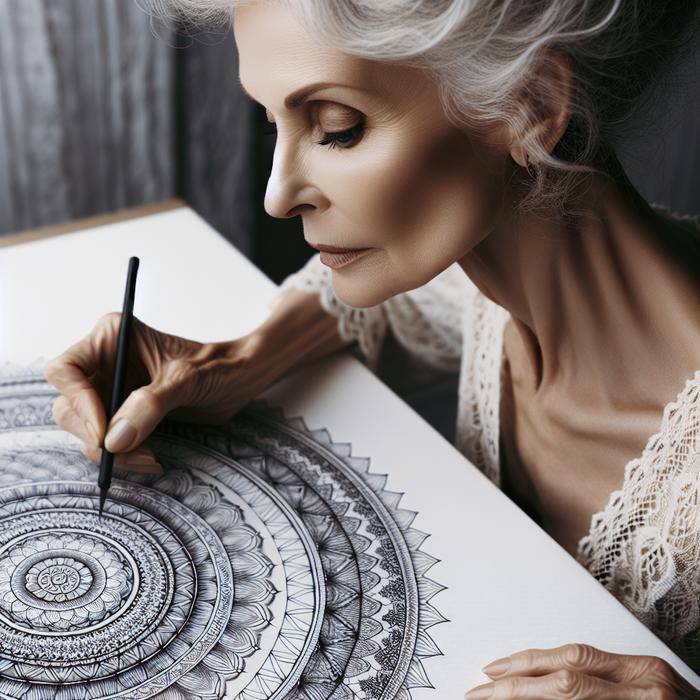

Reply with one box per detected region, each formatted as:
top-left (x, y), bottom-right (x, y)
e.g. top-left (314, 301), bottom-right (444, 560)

top-left (458, 163), bottom-right (700, 407)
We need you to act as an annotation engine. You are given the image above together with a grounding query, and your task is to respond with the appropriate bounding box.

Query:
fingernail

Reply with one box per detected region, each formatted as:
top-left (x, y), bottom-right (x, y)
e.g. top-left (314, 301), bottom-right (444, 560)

top-left (84, 421), bottom-right (100, 447)
top-left (465, 683), bottom-right (494, 699)
top-left (482, 656), bottom-right (511, 677)
top-left (105, 418), bottom-right (137, 452)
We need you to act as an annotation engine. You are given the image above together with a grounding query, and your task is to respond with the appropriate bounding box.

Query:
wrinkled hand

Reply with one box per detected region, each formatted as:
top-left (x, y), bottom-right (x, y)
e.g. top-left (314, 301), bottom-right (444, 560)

top-left (465, 643), bottom-right (699, 699)
top-left (44, 312), bottom-right (265, 474)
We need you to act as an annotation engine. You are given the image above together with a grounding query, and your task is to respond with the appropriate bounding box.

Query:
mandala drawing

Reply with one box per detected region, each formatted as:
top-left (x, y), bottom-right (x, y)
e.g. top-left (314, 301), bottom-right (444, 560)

top-left (0, 361), bottom-right (446, 699)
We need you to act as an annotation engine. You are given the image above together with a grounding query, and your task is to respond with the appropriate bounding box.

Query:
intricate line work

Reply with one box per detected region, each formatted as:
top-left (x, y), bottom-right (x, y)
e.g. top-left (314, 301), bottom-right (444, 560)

top-left (0, 361), bottom-right (446, 699)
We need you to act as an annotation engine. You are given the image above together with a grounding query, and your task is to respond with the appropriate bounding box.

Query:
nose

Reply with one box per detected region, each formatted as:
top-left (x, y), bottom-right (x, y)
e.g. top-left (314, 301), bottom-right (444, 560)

top-left (263, 137), bottom-right (328, 219)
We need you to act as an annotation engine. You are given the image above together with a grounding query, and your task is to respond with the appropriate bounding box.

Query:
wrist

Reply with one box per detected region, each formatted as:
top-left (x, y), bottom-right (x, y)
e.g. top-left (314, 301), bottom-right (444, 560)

top-left (214, 326), bottom-right (297, 388)
top-left (218, 288), bottom-right (352, 388)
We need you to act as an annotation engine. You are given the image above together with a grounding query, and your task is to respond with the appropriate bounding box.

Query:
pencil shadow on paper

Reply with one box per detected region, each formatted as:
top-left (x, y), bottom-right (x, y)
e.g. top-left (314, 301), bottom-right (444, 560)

top-left (0, 361), bottom-right (446, 700)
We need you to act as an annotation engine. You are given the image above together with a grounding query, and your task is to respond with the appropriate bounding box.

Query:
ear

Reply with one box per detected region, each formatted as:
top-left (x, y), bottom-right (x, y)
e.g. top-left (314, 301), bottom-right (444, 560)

top-left (510, 51), bottom-right (574, 167)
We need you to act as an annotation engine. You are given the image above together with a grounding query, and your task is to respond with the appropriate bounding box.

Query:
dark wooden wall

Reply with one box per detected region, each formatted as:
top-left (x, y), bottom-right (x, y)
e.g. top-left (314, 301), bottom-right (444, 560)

top-left (176, 28), bottom-right (256, 259)
top-left (0, 0), bottom-right (176, 233)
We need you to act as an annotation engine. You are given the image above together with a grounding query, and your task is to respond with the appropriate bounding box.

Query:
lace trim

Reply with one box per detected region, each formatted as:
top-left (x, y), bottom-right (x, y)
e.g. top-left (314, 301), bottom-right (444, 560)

top-left (577, 370), bottom-right (700, 663)
top-left (455, 292), bottom-right (510, 487)
top-left (465, 203), bottom-right (700, 665)
top-left (382, 264), bottom-right (466, 374)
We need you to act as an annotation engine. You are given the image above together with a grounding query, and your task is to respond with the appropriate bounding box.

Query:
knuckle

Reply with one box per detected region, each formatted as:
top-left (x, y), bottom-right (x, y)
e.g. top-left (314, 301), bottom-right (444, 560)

top-left (160, 358), bottom-right (201, 401)
top-left (643, 657), bottom-right (674, 683)
top-left (98, 311), bottom-right (122, 327)
top-left (514, 648), bottom-right (541, 670)
top-left (135, 386), bottom-right (166, 416)
top-left (51, 396), bottom-right (70, 424)
top-left (44, 354), bottom-right (76, 386)
top-left (43, 358), bottom-right (62, 382)
top-left (92, 312), bottom-right (121, 343)
top-left (166, 358), bottom-right (198, 384)
top-left (562, 643), bottom-right (596, 669)
top-left (553, 669), bottom-right (583, 696)
top-left (499, 677), bottom-right (525, 696)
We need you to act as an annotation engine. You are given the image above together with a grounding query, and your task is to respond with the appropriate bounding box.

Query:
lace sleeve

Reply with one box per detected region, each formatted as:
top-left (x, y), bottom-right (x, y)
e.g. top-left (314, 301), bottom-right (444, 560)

top-left (269, 253), bottom-right (471, 372)
top-left (577, 370), bottom-right (700, 669)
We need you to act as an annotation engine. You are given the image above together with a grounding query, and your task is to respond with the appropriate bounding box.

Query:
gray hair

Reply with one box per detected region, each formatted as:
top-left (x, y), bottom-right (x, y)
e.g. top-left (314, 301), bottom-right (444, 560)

top-left (145, 0), bottom-right (698, 213)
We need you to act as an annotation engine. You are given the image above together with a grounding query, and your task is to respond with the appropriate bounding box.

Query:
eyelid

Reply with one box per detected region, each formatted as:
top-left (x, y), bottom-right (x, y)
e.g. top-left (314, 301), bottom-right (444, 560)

top-left (264, 100), bottom-right (361, 123)
top-left (316, 106), bottom-right (362, 131)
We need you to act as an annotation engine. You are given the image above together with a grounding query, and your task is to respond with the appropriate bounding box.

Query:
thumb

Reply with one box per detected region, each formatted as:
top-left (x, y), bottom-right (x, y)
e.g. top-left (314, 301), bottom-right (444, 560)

top-left (104, 382), bottom-right (178, 453)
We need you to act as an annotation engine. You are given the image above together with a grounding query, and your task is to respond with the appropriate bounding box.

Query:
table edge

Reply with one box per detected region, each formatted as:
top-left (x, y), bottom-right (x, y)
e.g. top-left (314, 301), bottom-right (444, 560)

top-left (0, 199), bottom-right (187, 249)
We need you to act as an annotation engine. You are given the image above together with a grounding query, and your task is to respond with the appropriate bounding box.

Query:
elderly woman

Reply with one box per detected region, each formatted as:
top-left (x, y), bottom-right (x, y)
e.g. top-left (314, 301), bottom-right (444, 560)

top-left (45, 0), bottom-right (700, 697)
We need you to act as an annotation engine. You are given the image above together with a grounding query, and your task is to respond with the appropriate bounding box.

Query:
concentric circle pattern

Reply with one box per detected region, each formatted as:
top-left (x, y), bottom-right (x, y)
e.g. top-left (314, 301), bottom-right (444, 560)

top-left (0, 363), bottom-right (445, 699)
top-left (26, 554), bottom-right (93, 602)
top-left (4, 529), bottom-right (132, 632)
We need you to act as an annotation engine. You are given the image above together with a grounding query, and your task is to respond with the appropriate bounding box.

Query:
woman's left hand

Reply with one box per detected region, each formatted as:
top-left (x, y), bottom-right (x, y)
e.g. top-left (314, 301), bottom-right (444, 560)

top-left (464, 643), bottom-right (700, 699)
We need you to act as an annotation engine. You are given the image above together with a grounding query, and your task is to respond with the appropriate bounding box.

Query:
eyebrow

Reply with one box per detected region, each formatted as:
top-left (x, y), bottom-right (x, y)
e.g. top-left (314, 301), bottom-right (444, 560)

top-left (238, 78), bottom-right (366, 109)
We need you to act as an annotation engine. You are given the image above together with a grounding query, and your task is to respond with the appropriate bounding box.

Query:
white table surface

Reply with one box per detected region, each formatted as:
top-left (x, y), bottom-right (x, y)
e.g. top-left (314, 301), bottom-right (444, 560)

top-left (1, 205), bottom-right (697, 695)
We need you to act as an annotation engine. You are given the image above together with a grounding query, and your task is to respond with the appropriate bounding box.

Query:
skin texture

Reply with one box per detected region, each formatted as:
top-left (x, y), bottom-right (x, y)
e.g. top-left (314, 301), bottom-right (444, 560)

top-left (43, 1), bottom-right (700, 696)
top-left (235, 2), bottom-right (512, 308)
top-left (235, 0), bottom-right (700, 552)
top-left (233, 2), bottom-right (700, 696)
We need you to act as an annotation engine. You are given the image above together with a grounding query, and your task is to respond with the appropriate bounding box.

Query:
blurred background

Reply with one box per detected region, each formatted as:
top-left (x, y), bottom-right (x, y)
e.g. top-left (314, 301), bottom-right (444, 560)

top-left (0, 0), bottom-right (314, 283)
top-left (0, 1), bottom-right (698, 441)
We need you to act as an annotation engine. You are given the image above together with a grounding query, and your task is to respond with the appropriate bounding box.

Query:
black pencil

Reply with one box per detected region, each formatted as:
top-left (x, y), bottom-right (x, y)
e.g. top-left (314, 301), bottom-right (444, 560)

top-left (98, 256), bottom-right (140, 515)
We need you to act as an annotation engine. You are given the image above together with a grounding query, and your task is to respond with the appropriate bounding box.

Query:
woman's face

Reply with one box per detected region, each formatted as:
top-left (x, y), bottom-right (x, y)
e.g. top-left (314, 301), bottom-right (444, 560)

top-left (234, 1), bottom-right (516, 307)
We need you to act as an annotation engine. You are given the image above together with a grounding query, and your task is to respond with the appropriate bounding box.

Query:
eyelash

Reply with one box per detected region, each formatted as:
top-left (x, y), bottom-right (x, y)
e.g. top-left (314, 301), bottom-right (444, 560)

top-left (262, 121), bottom-right (364, 150)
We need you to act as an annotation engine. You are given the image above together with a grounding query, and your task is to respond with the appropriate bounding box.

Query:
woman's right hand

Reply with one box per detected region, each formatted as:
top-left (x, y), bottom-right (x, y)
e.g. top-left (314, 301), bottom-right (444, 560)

top-left (44, 312), bottom-right (269, 475)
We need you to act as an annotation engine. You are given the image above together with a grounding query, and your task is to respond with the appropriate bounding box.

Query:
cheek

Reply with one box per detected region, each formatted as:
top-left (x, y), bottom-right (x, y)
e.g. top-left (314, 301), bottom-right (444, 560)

top-left (329, 127), bottom-right (509, 307)
top-left (312, 136), bottom-right (423, 239)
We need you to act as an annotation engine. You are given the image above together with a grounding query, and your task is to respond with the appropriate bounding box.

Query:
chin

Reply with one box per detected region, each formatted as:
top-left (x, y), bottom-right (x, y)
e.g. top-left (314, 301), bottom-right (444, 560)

top-left (330, 274), bottom-right (393, 309)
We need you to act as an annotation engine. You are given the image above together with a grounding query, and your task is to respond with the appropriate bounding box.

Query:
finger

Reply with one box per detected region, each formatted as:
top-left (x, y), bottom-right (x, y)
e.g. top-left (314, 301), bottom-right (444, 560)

top-left (81, 444), bottom-right (101, 463)
top-left (117, 445), bottom-right (160, 469)
top-left (80, 444), bottom-right (162, 475)
top-left (482, 644), bottom-right (643, 684)
top-left (465, 670), bottom-right (635, 699)
top-left (53, 396), bottom-right (100, 447)
top-left (104, 380), bottom-right (180, 453)
top-left (117, 460), bottom-right (164, 476)
top-left (44, 341), bottom-right (107, 439)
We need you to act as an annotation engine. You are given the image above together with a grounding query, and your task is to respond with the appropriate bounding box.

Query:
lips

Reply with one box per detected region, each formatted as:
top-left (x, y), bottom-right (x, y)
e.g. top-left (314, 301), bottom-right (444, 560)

top-left (318, 248), bottom-right (373, 269)
top-left (307, 241), bottom-right (374, 269)
top-left (310, 243), bottom-right (371, 254)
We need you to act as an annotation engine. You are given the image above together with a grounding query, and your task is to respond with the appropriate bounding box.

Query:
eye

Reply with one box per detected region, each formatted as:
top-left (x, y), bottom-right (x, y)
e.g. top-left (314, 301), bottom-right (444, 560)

top-left (261, 120), bottom-right (365, 150)
top-left (317, 121), bottom-right (365, 150)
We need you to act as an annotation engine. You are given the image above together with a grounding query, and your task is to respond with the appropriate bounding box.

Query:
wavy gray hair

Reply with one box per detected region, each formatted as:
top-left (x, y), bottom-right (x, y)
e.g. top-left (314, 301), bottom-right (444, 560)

top-left (145, 0), bottom-right (698, 213)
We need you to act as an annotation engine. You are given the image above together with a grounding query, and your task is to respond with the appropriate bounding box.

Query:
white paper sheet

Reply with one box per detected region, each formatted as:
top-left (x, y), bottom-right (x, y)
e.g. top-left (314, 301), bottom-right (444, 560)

top-left (1, 206), bottom-right (697, 697)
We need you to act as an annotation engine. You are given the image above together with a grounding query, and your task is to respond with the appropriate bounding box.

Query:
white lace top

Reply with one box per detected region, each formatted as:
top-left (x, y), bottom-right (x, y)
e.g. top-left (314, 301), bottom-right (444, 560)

top-left (270, 205), bottom-right (700, 670)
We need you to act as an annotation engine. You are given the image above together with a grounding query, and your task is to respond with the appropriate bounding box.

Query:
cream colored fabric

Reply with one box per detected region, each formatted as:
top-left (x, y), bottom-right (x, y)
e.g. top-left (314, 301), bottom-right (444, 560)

top-left (270, 206), bottom-right (700, 669)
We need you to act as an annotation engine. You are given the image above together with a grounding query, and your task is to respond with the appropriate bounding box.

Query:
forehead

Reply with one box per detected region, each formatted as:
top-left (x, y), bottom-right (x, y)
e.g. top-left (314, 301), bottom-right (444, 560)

top-left (233, 1), bottom-right (425, 105)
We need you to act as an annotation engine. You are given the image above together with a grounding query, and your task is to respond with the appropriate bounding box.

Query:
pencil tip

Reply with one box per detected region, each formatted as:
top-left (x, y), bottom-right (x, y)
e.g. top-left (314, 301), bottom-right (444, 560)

top-left (98, 491), bottom-right (107, 516)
